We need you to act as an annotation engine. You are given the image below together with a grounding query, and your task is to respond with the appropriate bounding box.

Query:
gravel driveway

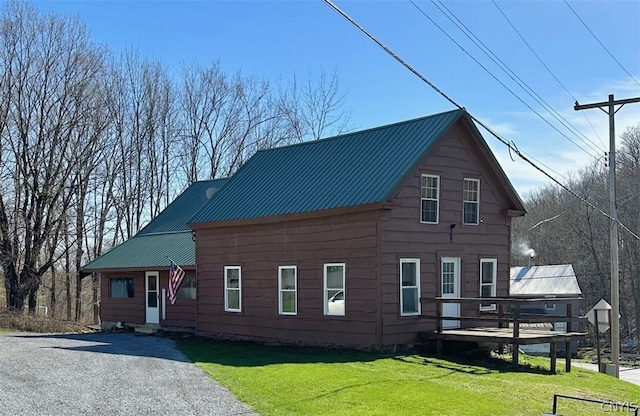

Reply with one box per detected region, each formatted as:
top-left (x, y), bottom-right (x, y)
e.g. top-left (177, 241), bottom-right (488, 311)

top-left (0, 332), bottom-right (258, 416)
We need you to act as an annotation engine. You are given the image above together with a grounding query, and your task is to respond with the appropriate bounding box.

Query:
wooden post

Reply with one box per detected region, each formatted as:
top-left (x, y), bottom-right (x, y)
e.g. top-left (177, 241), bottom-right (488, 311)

top-left (565, 303), bottom-right (572, 372)
top-left (498, 303), bottom-right (504, 354)
top-left (512, 303), bottom-right (520, 368)
top-left (595, 310), bottom-right (602, 373)
top-left (550, 341), bottom-right (557, 374)
top-left (436, 299), bottom-right (442, 357)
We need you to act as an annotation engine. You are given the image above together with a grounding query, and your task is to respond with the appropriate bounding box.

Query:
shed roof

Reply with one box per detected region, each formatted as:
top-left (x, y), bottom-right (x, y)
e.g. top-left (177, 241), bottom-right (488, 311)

top-left (510, 264), bottom-right (582, 297)
top-left (82, 178), bottom-right (227, 271)
top-left (190, 109), bottom-right (525, 224)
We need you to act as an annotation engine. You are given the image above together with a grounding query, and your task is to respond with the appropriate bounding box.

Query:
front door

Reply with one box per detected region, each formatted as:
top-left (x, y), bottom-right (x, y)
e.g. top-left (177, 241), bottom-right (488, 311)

top-left (145, 271), bottom-right (159, 324)
top-left (441, 257), bottom-right (460, 329)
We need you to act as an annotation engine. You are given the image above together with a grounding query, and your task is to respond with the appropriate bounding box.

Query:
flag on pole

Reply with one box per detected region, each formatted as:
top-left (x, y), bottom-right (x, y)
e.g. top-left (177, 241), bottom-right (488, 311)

top-left (168, 257), bottom-right (186, 305)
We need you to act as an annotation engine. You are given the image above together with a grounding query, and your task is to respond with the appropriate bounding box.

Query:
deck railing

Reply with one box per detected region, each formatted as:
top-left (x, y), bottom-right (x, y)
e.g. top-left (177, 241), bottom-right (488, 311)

top-left (421, 296), bottom-right (586, 371)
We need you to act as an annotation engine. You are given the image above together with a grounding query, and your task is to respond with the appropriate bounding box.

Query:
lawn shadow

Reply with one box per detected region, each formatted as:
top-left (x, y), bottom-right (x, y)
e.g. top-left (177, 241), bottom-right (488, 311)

top-left (8, 331), bottom-right (191, 362)
top-left (176, 336), bottom-right (387, 367)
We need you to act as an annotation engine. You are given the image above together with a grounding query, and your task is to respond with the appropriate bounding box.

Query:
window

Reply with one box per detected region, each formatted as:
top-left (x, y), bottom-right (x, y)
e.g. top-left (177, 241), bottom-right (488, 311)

top-left (420, 174), bottom-right (440, 224)
top-left (278, 266), bottom-right (297, 315)
top-left (463, 178), bottom-right (480, 225)
top-left (545, 295), bottom-right (556, 311)
top-left (400, 259), bottom-right (421, 316)
top-left (324, 263), bottom-right (345, 316)
top-left (177, 275), bottom-right (197, 300)
top-left (480, 259), bottom-right (497, 311)
top-left (110, 277), bottom-right (134, 298)
top-left (224, 266), bottom-right (241, 312)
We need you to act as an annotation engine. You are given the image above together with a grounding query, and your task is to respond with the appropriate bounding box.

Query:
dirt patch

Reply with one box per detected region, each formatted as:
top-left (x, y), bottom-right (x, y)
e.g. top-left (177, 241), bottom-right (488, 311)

top-left (0, 310), bottom-right (96, 333)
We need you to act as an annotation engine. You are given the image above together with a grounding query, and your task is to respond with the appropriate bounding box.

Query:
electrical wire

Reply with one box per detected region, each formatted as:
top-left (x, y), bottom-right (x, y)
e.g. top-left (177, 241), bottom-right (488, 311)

top-left (425, 0), bottom-right (605, 157)
top-left (321, 0), bottom-right (640, 242)
top-left (492, 0), bottom-right (606, 150)
top-left (564, 0), bottom-right (640, 88)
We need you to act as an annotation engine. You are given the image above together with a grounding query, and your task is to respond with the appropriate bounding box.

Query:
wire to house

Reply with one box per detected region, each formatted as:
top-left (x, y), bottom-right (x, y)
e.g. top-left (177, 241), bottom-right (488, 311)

top-left (321, 0), bottom-right (640, 242)
top-left (564, 0), bottom-right (640, 88)
top-left (492, 0), bottom-right (606, 149)
top-left (409, 0), bottom-right (603, 159)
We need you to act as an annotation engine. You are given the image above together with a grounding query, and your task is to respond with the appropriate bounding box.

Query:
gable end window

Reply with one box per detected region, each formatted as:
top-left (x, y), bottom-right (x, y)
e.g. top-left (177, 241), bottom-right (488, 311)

top-left (463, 178), bottom-right (480, 225)
top-left (479, 259), bottom-right (497, 311)
top-left (324, 263), bottom-right (345, 316)
top-left (420, 174), bottom-right (440, 224)
top-left (224, 266), bottom-right (242, 312)
top-left (278, 266), bottom-right (297, 315)
top-left (110, 277), bottom-right (134, 298)
top-left (400, 258), bottom-right (421, 316)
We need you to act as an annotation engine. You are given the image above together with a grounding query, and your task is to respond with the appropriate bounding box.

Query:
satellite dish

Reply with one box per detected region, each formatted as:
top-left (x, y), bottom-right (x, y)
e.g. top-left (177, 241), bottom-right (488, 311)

top-left (205, 187), bottom-right (218, 200)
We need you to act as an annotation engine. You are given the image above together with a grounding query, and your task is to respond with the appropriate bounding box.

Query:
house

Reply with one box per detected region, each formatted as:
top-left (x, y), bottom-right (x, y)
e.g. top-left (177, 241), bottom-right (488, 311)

top-left (81, 178), bottom-right (227, 330)
top-left (188, 109), bottom-right (526, 349)
top-left (510, 264), bottom-right (583, 355)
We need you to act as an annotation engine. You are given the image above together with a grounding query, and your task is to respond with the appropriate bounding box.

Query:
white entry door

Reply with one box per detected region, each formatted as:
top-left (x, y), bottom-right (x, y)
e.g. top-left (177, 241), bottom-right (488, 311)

top-left (145, 271), bottom-right (159, 324)
top-left (441, 257), bottom-right (460, 329)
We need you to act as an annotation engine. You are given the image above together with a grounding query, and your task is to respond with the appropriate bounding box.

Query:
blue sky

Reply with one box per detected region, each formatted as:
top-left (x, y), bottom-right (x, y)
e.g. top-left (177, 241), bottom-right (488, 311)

top-left (33, 0), bottom-right (640, 196)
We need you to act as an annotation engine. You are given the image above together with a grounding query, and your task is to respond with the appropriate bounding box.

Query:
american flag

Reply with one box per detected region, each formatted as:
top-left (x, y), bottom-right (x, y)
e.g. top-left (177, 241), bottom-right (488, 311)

top-left (168, 258), bottom-right (186, 305)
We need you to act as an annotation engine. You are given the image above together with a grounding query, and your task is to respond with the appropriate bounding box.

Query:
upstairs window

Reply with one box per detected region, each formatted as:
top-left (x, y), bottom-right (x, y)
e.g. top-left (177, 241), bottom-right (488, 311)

top-left (463, 178), bottom-right (480, 225)
top-left (480, 259), bottom-right (497, 311)
top-left (400, 259), bottom-right (421, 316)
top-left (224, 266), bottom-right (242, 312)
top-left (421, 174), bottom-right (440, 224)
top-left (324, 263), bottom-right (345, 316)
top-left (278, 266), bottom-right (297, 315)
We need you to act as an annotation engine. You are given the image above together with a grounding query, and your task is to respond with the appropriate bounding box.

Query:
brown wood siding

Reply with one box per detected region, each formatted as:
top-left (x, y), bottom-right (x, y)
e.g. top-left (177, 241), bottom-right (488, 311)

top-left (160, 269), bottom-right (197, 328)
top-left (99, 272), bottom-right (145, 324)
top-left (195, 211), bottom-right (380, 348)
top-left (379, 121), bottom-right (514, 345)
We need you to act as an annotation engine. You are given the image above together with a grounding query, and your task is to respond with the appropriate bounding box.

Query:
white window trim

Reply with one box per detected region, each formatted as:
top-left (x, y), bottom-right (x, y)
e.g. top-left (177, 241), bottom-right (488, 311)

top-left (479, 258), bottom-right (497, 311)
top-left (420, 174), bottom-right (440, 224)
top-left (400, 258), bottom-right (421, 316)
top-left (224, 266), bottom-right (242, 313)
top-left (278, 265), bottom-right (297, 316)
top-left (545, 295), bottom-right (556, 311)
top-left (324, 263), bottom-right (346, 316)
top-left (463, 178), bottom-right (480, 225)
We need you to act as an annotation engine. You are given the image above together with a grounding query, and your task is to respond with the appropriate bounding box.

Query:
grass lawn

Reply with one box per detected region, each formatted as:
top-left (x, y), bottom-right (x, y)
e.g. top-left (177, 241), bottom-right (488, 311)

top-left (176, 338), bottom-right (640, 416)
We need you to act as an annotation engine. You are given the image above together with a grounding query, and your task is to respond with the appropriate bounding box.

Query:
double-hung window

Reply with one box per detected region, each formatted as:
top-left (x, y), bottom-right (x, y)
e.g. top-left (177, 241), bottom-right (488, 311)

top-left (421, 174), bottom-right (439, 224)
top-left (400, 259), bottom-right (421, 316)
top-left (463, 178), bottom-right (480, 225)
top-left (479, 259), bottom-right (497, 311)
top-left (224, 266), bottom-right (242, 312)
top-left (324, 263), bottom-right (345, 316)
top-left (278, 266), bottom-right (297, 315)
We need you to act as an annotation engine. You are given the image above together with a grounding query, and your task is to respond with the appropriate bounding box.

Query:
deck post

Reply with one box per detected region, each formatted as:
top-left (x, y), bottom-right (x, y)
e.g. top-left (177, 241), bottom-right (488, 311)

top-left (565, 303), bottom-right (572, 372)
top-left (550, 341), bottom-right (557, 373)
top-left (436, 299), bottom-right (442, 357)
top-left (497, 303), bottom-right (504, 354)
top-left (512, 304), bottom-right (520, 368)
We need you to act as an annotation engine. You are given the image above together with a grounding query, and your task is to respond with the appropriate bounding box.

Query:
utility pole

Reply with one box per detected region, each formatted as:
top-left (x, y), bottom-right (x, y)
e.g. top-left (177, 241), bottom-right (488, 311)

top-left (575, 94), bottom-right (640, 378)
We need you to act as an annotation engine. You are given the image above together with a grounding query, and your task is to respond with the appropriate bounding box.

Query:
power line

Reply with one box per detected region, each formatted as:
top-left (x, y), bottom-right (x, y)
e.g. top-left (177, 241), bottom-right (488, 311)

top-left (563, 0), bottom-right (640, 88)
top-left (321, 0), bottom-right (640, 242)
top-left (428, 0), bottom-right (605, 156)
top-left (491, 0), bottom-right (606, 150)
top-left (408, 0), bottom-right (602, 160)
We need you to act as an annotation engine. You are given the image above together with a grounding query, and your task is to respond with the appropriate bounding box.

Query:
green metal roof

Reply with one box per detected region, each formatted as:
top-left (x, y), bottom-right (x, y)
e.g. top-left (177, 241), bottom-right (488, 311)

top-left (82, 231), bottom-right (195, 271)
top-left (82, 178), bottom-right (227, 271)
top-left (190, 110), bottom-right (465, 223)
top-left (138, 178), bottom-right (228, 235)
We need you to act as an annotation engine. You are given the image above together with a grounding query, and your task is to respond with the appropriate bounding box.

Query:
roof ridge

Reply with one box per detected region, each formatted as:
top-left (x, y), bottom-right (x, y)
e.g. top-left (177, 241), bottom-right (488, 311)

top-left (253, 109), bottom-right (462, 155)
top-left (136, 230), bottom-right (192, 237)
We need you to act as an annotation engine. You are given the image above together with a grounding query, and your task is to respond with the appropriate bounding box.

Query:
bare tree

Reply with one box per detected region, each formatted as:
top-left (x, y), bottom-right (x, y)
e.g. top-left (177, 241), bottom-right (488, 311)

top-left (0, 2), bottom-right (104, 312)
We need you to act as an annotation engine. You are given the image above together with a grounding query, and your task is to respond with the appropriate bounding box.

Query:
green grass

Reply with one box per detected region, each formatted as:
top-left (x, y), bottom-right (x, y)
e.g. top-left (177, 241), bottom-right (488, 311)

top-left (176, 338), bottom-right (640, 416)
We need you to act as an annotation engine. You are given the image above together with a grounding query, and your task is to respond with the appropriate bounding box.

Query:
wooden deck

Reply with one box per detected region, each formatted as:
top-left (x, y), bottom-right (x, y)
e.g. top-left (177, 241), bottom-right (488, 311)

top-left (421, 296), bottom-right (587, 373)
